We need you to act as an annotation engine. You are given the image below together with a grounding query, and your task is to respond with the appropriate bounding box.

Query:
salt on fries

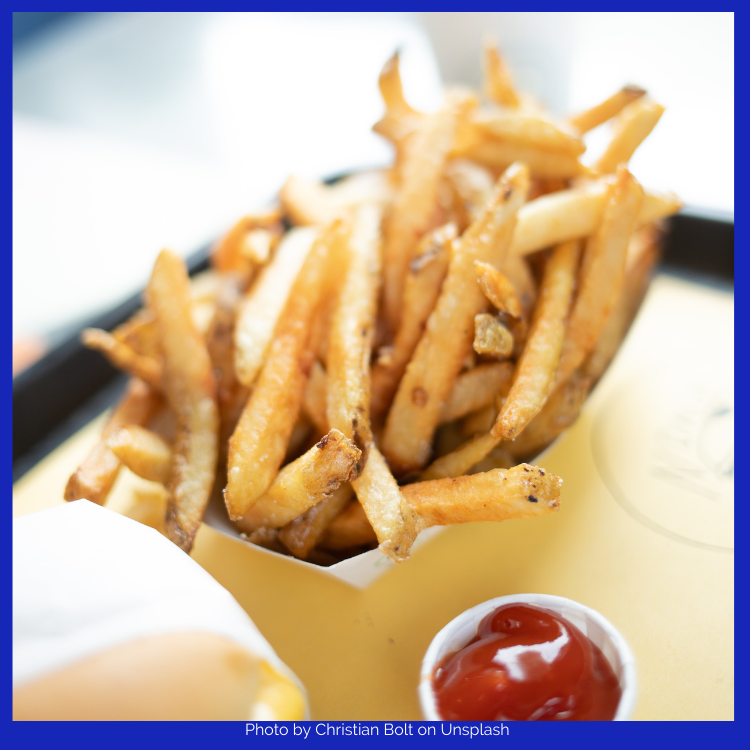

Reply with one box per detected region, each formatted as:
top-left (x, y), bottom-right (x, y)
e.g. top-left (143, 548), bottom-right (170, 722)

top-left (67, 43), bottom-right (680, 564)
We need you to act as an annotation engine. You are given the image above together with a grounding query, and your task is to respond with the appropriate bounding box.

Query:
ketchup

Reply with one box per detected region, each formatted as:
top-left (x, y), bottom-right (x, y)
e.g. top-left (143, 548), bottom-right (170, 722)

top-left (433, 604), bottom-right (621, 721)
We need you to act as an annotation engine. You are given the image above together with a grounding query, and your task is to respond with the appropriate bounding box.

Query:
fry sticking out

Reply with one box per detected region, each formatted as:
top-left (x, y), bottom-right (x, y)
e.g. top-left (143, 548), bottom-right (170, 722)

top-left (147, 249), bottom-right (219, 553)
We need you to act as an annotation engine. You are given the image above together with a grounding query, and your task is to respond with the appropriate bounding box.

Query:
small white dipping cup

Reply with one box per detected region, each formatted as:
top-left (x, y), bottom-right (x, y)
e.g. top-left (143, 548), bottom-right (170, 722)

top-left (419, 593), bottom-right (636, 721)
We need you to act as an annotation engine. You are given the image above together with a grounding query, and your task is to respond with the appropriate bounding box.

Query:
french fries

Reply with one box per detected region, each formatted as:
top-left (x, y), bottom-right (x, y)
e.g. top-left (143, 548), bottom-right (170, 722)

top-left (555, 166), bottom-right (644, 386)
top-left (403, 464), bottom-right (561, 527)
top-left (569, 85), bottom-right (646, 134)
top-left (235, 429), bottom-right (360, 533)
top-left (494, 240), bottom-right (580, 440)
top-left (146, 249), bottom-right (219, 553)
top-left (108, 424), bottom-right (173, 485)
top-left (65, 378), bottom-right (158, 505)
top-left (82, 329), bottom-right (163, 391)
top-left (225, 224), bottom-right (337, 520)
top-left (71, 43), bottom-right (678, 565)
top-left (234, 227), bottom-right (318, 387)
top-left (382, 162), bottom-right (529, 476)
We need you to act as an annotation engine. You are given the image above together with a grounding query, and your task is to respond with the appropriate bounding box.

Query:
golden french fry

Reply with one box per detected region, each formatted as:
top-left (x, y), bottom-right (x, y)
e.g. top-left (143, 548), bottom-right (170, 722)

top-left (108, 424), bottom-right (173, 485)
top-left (475, 261), bottom-right (523, 319)
top-left (420, 431), bottom-right (500, 481)
top-left (212, 208), bottom-right (283, 275)
top-left (351, 443), bottom-right (424, 562)
top-left (440, 361), bottom-right (513, 424)
top-left (457, 140), bottom-right (590, 180)
top-left (568, 85), bottom-right (646, 134)
top-left (303, 360), bottom-right (329, 435)
top-left (225, 225), bottom-right (336, 520)
top-left (584, 224), bottom-right (661, 382)
top-left (474, 111), bottom-right (585, 156)
top-left (510, 178), bottom-right (681, 257)
top-left (382, 104), bottom-right (456, 332)
top-left (326, 203), bottom-right (382, 466)
top-left (473, 313), bottom-right (514, 358)
top-left (502, 254), bottom-right (537, 318)
top-left (403, 464), bottom-right (561, 526)
top-left (278, 483), bottom-right (354, 559)
top-left (483, 39), bottom-right (520, 108)
top-left (234, 226), bottom-right (318, 387)
top-left (556, 167), bottom-right (643, 386)
top-left (504, 374), bottom-right (593, 459)
top-left (370, 223), bottom-right (455, 422)
top-left (372, 51), bottom-right (422, 145)
top-left (595, 98), bottom-right (665, 174)
top-left (235, 429), bottom-right (361, 533)
top-left (64, 379), bottom-right (158, 504)
top-left (320, 498), bottom-right (377, 550)
top-left (82, 329), bottom-right (163, 391)
top-left (279, 175), bottom-right (339, 227)
top-left (146, 249), bottom-right (219, 553)
top-left (494, 240), bottom-right (581, 440)
top-left (382, 162), bottom-right (529, 475)
top-left (111, 309), bottom-right (160, 360)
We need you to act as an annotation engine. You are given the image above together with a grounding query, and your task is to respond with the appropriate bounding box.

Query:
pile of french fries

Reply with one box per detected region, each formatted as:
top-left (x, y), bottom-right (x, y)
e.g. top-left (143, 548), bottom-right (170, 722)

top-left (65, 43), bottom-right (680, 564)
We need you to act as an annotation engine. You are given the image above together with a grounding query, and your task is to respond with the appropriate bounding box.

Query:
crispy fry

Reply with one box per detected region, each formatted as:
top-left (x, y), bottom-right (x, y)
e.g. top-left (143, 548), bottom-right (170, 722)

top-left (370, 223), bottom-right (455, 422)
top-left (510, 178), bottom-right (681, 257)
top-left (279, 483), bottom-right (354, 559)
top-left (64, 379), bottom-right (158, 504)
top-left (403, 464), bottom-right (561, 527)
top-left (108, 424), bottom-right (173, 485)
top-left (595, 98), bottom-right (665, 174)
top-left (326, 203), bottom-right (382, 466)
top-left (474, 111), bottom-right (585, 156)
top-left (420, 431), bottom-right (501, 481)
top-left (569, 85), bottom-right (646, 134)
top-left (382, 163), bottom-right (529, 475)
top-left (504, 374), bottom-right (593, 459)
top-left (82, 329), bottom-right (163, 391)
top-left (440, 362), bottom-right (513, 424)
top-left (146, 249), bottom-right (219, 553)
top-left (351, 443), bottom-right (424, 562)
top-left (469, 445), bottom-right (515, 474)
top-left (320, 498), bottom-right (377, 550)
top-left (111, 309), bottom-right (160, 360)
top-left (234, 226), bottom-right (318, 387)
top-left (328, 171), bottom-right (395, 209)
top-left (473, 314), bottom-right (514, 358)
top-left (494, 240), bottom-right (580, 440)
top-left (474, 260), bottom-right (524, 319)
top-left (225, 225), bottom-right (337, 520)
top-left (212, 208), bottom-right (283, 275)
top-left (372, 51), bottom-right (422, 145)
top-left (382, 103), bottom-right (456, 332)
top-left (502, 254), bottom-right (537, 318)
top-left (303, 360), bottom-right (329, 435)
top-left (556, 167), bottom-right (643, 386)
top-left (584, 224), bottom-right (660, 382)
top-left (280, 175), bottom-right (339, 227)
top-left (457, 140), bottom-right (590, 180)
top-left (235, 429), bottom-right (361, 532)
top-left (483, 39), bottom-right (520, 108)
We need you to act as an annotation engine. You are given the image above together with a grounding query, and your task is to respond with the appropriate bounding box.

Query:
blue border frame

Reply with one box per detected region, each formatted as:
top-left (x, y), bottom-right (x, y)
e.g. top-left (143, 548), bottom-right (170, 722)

top-left (9, 8), bottom-right (737, 744)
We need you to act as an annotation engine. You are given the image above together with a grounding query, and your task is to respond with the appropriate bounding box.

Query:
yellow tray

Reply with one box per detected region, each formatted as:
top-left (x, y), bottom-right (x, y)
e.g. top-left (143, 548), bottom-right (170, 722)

top-left (13, 274), bottom-right (734, 720)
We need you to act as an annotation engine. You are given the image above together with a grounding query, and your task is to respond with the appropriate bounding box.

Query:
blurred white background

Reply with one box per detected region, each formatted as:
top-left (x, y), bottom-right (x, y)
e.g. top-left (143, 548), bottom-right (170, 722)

top-left (12, 12), bottom-right (733, 362)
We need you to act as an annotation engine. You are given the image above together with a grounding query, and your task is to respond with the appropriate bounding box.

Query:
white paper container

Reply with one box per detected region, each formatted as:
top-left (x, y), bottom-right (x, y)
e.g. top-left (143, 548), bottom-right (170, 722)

top-left (203, 494), bottom-right (445, 589)
top-left (419, 593), bottom-right (637, 721)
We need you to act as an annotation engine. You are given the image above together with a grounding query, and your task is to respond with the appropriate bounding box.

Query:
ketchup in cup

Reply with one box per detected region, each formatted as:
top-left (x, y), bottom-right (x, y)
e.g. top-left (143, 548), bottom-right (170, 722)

top-left (433, 603), bottom-right (622, 721)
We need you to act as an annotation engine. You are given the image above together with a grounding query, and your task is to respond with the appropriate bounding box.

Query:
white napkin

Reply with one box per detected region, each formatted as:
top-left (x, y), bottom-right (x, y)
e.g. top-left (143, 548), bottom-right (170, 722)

top-left (13, 500), bottom-right (306, 715)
